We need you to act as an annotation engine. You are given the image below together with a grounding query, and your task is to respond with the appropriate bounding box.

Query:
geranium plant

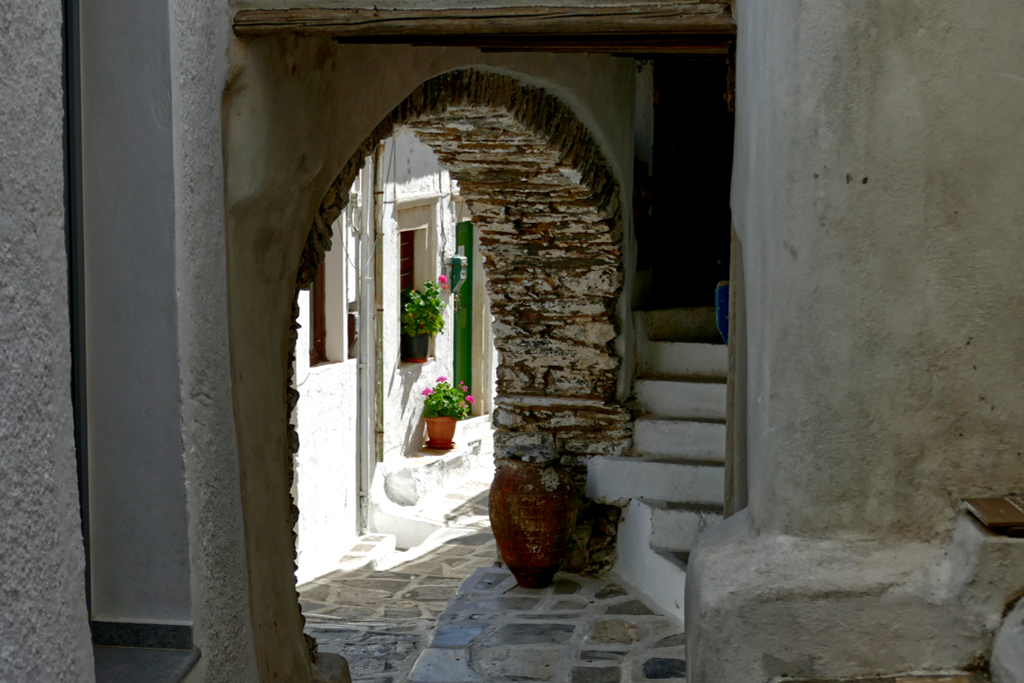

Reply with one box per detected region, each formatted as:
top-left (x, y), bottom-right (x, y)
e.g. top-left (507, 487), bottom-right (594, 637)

top-left (401, 277), bottom-right (446, 337)
top-left (421, 376), bottom-right (474, 420)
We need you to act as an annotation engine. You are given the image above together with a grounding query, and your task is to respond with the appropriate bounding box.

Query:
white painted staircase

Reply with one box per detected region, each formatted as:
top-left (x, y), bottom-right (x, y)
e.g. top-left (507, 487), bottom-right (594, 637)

top-left (587, 310), bottom-right (727, 622)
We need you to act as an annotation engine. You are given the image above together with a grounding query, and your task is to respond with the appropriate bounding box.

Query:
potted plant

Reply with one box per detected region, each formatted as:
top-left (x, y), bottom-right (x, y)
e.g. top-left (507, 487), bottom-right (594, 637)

top-left (421, 376), bottom-right (474, 449)
top-left (400, 276), bottom-right (447, 362)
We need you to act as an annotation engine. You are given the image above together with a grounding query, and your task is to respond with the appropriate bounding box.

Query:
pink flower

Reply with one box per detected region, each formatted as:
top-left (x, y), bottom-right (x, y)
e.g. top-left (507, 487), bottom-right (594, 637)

top-left (466, 395), bottom-right (475, 404)
top-left (438, 274), bottom-right (448, 286)
top-left (436, 376), bottom-right (448, 383)
top-left (421, 388), bottom-right (433, 396)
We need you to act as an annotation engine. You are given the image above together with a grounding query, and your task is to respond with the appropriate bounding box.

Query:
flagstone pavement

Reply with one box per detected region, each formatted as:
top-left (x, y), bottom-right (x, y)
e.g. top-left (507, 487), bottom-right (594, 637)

top-left (299, 476), bottom-right (687, 683)
top-left (300, 477), bottom-right (498, 683)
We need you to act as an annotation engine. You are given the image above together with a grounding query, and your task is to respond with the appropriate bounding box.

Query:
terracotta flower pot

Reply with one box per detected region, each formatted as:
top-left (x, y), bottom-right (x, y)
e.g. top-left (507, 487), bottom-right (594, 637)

top-left (489, 445), bottom-right (578, 588)
top-left (401, 333), bottom-right (429, 363)
top-left (424, 416), bottom-right (457, 449)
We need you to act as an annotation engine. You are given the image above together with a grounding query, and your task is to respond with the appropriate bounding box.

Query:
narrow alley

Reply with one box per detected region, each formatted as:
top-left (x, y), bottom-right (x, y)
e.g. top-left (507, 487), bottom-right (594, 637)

top-left (299, 472), bottom-right (687, 683)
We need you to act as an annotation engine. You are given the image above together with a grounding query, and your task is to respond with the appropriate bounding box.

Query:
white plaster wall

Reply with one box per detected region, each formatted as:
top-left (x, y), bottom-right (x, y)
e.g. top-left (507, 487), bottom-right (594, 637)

top-left (0, 1), bottom-right (95, 679)
top-left (294, 291), bottom-right (360, 583)
top-left (732, 0), bottom-right (1024, 541)
top-left (687, 2), bottom-right (1024, 680)
top-left (80, 0), bottom-right (193, 625)
top-left (168, 0), bottom-right (259, 679)
top-left (323, 227), bottom-right (351, 362)
top-left (993, 599), bottom-right (1024, 683)
top-left (393, 128), bottom-right (444, 201)
top-left (382, 132), bottom-right (464, 463)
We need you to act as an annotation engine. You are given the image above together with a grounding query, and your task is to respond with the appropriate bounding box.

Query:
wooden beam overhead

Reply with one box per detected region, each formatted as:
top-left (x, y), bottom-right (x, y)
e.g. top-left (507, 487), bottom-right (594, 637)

top-left (233, 5), bottom-right (736, 52)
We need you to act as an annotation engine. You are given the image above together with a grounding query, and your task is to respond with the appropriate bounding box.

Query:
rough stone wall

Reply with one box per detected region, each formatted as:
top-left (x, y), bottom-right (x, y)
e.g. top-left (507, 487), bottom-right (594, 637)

top-left (0, 0), bottom-right (95, 680)
top-left (294, 70), bottom-right (630, 574)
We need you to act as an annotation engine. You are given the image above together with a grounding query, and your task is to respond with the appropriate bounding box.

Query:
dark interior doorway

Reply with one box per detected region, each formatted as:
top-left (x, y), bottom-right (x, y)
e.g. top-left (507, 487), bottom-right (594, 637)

top-left (636, 56), bottom-right (735, 312)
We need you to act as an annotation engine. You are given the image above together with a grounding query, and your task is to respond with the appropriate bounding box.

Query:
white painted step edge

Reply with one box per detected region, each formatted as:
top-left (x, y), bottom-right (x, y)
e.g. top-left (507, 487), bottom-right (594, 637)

top-left (613, 499), bottom-right (687, 623)
top-left (633, 418), bottom-right (726, 461)
top-left (586, 455), bottom-right (725, 507)
top-left (636, 378), bottom-right (727, 421)
top-left (641, 340), bottom-right (728, 380)
top-left (645, 500), bottom-right (724, 553)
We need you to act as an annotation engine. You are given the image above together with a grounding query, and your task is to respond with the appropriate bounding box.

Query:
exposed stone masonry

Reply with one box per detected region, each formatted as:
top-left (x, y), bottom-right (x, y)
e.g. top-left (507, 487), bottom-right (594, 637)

top-left (293, 70), bottom-right (631, 576)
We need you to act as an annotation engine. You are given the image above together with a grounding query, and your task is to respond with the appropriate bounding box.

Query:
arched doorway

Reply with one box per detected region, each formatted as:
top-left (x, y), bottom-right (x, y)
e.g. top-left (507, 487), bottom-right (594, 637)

top-left (224, 59), bottom-right (633, 681)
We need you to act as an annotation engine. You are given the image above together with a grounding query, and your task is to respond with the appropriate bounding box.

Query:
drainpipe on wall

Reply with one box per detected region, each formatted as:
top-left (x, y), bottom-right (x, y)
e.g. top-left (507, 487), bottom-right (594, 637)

top-left (357, 155), bottom-right (376, 532)
top-left (374, 143), bottom-right (386, 466)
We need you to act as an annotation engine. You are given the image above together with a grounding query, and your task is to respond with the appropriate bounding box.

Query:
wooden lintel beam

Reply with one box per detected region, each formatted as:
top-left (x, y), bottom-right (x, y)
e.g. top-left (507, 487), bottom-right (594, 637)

top-left (477, 43), bottom-right (733, 56)
top-left (232, 5), bottom-right (737, 41)
top-left (328, 35), bottom-right (733, 56)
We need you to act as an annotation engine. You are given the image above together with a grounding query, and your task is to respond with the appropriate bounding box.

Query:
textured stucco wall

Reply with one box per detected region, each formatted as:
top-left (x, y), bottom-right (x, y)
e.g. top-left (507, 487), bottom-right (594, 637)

top-left (80, 0), bottom-right (192, 624)
top-left (77, 0), bottom-right (258, 678)
top-left (992, 598), bottom-right (1024, 683)
top-left (170, 0), bottom-right (259, 680)
top-left (0, 1), bottom-right (94, 681)
top-left (687, 1), bottom-right (1024, 680)
top-left (223, 39), bottom-right (633, 680)
top-left (733, 0), bottom-right (1024, 541)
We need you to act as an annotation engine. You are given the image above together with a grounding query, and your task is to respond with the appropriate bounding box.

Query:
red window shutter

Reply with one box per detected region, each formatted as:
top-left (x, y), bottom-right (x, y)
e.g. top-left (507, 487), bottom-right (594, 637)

top-left (400, 231), bottom-right (415, 292)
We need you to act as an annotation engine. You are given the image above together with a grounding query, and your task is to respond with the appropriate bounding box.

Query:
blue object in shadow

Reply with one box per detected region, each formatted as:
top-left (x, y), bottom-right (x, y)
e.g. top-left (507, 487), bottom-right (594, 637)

top-left (715, 281), bottom-right (729, 345)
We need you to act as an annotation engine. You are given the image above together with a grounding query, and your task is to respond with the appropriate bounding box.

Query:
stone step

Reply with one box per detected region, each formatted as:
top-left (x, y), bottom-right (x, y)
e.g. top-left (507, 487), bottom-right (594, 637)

top-left (645, 499), bottom-right (724, 553)
top-left (635, 377), bottom-right (727, 421)
top-left (613, 498), bottom-right (688, 623)
top-left (639, 307), bottom-right (722, 343)
top-left (383, 417), bottom-right (494, 507)
top-left (634, 417), bottom-right (726, 462)
top-left (586, 455), bottom-right (725, 507)
top-left (641, 339), bottom-right (728, 380)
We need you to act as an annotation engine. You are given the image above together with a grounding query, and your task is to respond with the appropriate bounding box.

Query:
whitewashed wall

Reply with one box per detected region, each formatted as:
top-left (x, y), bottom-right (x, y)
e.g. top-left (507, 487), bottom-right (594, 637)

top-left (294, 194), bottom-right (363, 583)
top-left (294, 132), bottom-right (496, 578)
top-left (381, 129), bottom-right (494, 465)
top-left (294, 292), bottom-right (360, 583)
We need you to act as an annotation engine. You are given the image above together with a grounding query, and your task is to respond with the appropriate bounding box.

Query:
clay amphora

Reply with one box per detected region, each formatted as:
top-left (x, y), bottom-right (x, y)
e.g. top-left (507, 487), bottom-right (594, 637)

top-left (489, 445), bottom-right (577, 588)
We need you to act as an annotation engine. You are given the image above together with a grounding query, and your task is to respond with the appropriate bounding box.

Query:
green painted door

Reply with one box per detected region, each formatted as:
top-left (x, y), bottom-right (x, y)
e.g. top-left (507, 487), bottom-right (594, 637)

top-left (453, 221), bottom-right (473, 396)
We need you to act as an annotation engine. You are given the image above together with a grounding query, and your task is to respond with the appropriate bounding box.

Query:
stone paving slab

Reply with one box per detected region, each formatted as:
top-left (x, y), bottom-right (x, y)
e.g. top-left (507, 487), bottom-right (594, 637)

top-left (301, 477), bottom-right (499, 682)
top-left (303, 469), bottom-right (686, 683)
top-left (777, 676), bottom-right (988, 683)
top-left (408, 566), bottom-right (687, 683)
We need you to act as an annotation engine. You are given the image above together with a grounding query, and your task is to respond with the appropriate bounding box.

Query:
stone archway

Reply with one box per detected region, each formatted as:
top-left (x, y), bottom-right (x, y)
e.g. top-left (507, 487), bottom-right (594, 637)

top-left (292, 67), bottom-right (630, 574)
top-left (297, 70), bottom-right (629, 457)
top-left (292, 69), bottom-right (630, 556)
top-left (279, 67), bottom-right (632, 679)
